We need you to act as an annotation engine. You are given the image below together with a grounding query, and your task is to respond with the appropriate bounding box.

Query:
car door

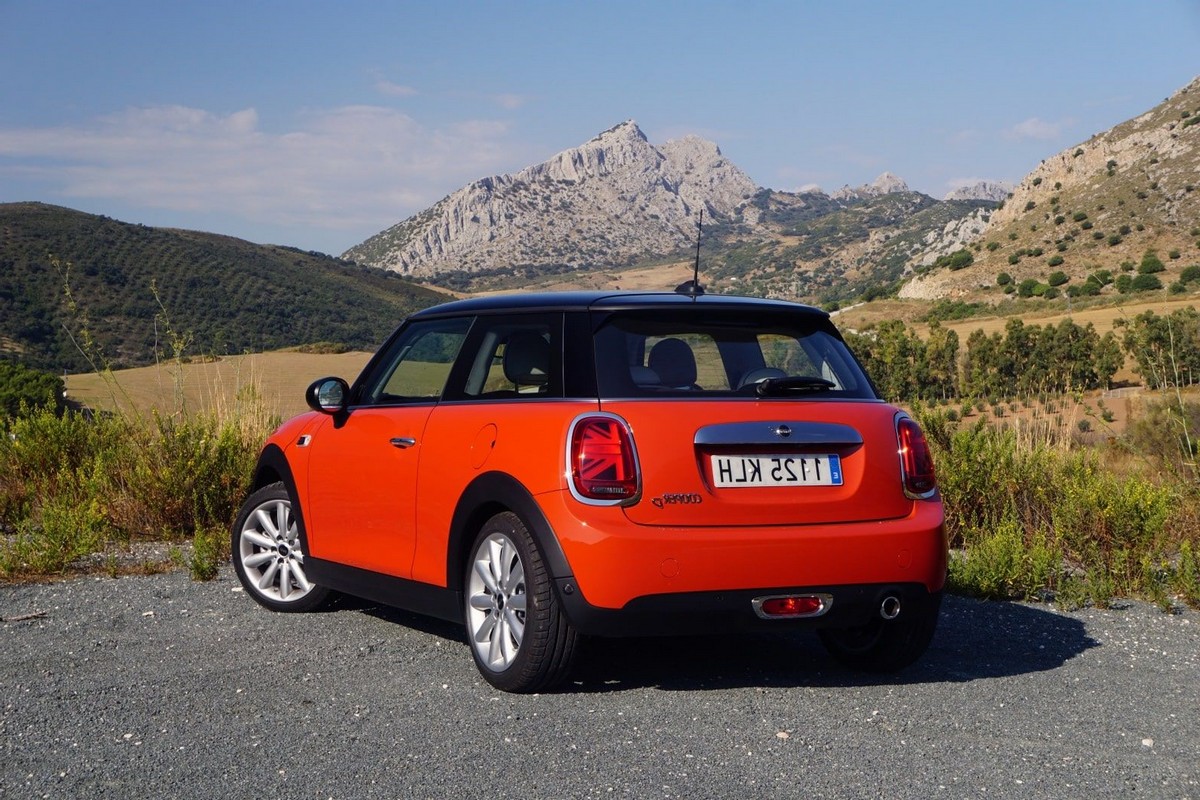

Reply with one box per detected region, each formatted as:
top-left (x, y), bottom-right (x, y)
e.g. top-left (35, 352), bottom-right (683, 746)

top-left (303, 317), bottom-right (472, 578)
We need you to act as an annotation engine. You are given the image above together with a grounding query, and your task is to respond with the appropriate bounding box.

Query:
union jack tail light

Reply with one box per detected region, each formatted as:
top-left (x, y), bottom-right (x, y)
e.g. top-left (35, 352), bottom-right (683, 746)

top-left (568, 415), bottom-right (640, 504)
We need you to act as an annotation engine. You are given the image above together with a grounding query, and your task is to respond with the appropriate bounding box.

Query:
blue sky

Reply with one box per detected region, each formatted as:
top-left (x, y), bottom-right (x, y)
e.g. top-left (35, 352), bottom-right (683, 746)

top-left (2, 1), bottom-right (1199, 256)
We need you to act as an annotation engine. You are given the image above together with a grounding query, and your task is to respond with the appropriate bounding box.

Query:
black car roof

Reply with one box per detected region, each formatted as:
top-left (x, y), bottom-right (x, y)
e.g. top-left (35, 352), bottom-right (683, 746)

top-left (408, 290), bottom-right (829, 319)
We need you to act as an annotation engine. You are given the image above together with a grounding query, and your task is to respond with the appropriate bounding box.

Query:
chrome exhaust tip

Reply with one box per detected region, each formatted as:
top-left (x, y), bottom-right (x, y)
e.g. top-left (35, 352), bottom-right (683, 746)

top-left (880, 595), bottom-right (901, 620)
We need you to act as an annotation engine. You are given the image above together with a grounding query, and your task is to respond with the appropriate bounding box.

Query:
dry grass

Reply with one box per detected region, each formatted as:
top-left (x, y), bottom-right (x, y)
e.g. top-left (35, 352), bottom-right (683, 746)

top-left (65, 350), bottom-right (373, 421)
top-left (836, 296), bottom-right (1200, 338)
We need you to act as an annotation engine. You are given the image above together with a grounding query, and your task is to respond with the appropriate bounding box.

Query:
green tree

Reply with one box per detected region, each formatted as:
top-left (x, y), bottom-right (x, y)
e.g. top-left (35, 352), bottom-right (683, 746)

top-left (1139, 250), bottom-right (1166, 274)
top-left (1132, 274), bottom-right (1163, 292)
top-left (0, 360), bottom-right (65, 418)
top-left (934, 249), bottom-right (975, 271)
top-left (962, 329), bottom-right (1003, 399)
top-left (1094, 332), bottom-right (1124, 389)
top-left (924, 322), bottom-right (960, 401)
top-left (866, 320), bottom-right (925, 402)
top-left (1116, 308), bottom-right (1200, 389)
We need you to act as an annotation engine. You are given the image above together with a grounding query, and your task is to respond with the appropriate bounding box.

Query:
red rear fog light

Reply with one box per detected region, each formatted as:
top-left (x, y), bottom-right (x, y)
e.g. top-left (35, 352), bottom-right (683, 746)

top-left (752, 594), bottom-right (832, 619)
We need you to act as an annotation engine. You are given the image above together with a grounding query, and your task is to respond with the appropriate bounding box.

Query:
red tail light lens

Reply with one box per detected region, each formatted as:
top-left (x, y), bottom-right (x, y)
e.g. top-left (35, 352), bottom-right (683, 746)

top-left (569, 415), bottom-right (639, 503)
top-left (897, 416), bottom-right (937, 498)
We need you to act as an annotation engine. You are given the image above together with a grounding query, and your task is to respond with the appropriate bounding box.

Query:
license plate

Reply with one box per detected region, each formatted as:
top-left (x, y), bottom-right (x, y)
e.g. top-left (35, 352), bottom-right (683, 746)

top-left (711, 454), bottom-right (843, 488)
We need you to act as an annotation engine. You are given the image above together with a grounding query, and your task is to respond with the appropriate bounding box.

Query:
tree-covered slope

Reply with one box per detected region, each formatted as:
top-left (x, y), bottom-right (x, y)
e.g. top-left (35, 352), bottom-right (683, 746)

top-left (0, 203), bottom-right (448, 371)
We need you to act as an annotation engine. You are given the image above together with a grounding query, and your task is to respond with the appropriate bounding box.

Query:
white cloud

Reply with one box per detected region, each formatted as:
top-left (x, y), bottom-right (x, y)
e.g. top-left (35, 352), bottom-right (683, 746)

top-left (492, 93), bottom-right (526, 110)
top-left (0, 104), bottom-right (521, 242)
top-left (375, 78), bottom-right (418, 98)
top-left (1004, 117), bottom-right (1067, 141)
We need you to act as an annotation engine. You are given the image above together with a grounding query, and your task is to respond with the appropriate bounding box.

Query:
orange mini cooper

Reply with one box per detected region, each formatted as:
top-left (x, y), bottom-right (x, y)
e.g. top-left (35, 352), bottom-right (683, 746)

top-left (231, 290), bottom-right (947, 692)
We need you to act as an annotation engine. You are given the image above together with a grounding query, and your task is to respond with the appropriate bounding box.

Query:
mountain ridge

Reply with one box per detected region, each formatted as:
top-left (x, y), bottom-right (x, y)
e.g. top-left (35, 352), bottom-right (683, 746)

top-left (901, 75), bottom-right (1200, 302)
top-left (345, 121), bottom-right (993, 302)
top-left (0, 202), bottom-right (446, 371)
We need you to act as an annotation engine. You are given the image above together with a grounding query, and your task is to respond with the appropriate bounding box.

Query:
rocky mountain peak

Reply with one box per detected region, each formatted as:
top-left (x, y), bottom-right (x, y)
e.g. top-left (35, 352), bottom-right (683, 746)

top-left (831, 172), bottom-right (910, 201)
top-left (344, 120), bottom-right (758, 278)
top-left (521, 120), bottom-right (658, 184)
top-left (943, 180), bottom-right (1014, 202)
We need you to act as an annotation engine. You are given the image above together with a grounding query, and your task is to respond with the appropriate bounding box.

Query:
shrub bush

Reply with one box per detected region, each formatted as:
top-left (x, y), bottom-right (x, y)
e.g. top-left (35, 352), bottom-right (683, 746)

top-left (1139, 251), bottom-right (1165, 273)
top-left (0, 404), bottom-right (267, 579)
top-left (917, 408), bottom-right (1188, 607)
top-left (1132, 273), bottom-right (1163, 291)
top-left (0, 361), bottom-right (65, 418)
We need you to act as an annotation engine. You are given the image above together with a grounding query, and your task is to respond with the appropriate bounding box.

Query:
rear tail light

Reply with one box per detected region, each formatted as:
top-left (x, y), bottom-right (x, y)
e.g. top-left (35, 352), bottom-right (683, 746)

top-left (896, 415), bottom-right (937, 499)
top-left (568, 415), bottom-right (640, 504)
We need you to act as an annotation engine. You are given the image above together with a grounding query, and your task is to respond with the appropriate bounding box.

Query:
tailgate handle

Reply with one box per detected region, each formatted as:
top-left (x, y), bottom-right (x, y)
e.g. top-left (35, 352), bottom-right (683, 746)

top-left (694, 421), bottom-right (863, 447)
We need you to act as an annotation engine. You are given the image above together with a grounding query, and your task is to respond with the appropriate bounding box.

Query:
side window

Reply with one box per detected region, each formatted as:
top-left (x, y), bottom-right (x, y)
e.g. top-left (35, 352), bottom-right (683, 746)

top-left (362, 317), bottom-right (473, 405)
top-left (454, 314), bottom-right (562, 400)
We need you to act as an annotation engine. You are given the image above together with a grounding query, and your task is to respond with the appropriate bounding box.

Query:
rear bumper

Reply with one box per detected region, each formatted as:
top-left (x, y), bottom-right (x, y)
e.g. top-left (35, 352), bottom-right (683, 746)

top-left (536, 489), bottom-right (947, 626)
top-left (556, 579), bottom-right (940, 637)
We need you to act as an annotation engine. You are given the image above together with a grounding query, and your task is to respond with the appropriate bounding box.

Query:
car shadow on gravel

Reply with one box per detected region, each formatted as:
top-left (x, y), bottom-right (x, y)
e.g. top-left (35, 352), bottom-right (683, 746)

top-left (317, 593), bottom-right (1098, 693)
top-left (563, 595), bottom-right (1099, 693)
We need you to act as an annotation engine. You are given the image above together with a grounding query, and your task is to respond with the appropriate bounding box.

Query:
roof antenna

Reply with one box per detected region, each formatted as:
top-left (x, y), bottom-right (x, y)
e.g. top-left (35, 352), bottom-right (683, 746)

top-left (675, 209), bottom-right (705, 298)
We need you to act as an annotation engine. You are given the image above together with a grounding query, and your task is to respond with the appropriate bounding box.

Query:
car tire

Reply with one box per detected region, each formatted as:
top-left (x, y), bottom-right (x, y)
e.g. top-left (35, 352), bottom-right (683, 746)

top-left (231, 482), bottom-right (332, 613)
top-left (818, 591), bottom-right (942, 672)
top-left (464, 511), bottom-right (578, 692)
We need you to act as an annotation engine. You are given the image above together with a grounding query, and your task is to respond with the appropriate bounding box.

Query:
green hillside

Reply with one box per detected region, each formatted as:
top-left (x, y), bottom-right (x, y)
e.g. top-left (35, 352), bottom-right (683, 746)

top-left (0, 203), bottom-right (448, 371)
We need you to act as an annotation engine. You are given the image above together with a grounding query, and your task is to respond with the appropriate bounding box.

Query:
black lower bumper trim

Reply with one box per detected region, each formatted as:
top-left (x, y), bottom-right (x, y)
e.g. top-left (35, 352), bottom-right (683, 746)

top-left (556, 580), bottom-right (938, 638)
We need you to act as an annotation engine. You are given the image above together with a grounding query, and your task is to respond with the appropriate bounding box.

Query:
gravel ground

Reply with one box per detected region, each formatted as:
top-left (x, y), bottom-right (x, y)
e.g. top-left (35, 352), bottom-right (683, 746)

top-left (1, 569), bottom-right (1197, 799)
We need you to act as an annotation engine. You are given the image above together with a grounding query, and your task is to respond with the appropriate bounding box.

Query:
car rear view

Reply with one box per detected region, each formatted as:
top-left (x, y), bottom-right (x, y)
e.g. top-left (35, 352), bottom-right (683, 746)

top-left (551, 295), bottom-right (947, 673)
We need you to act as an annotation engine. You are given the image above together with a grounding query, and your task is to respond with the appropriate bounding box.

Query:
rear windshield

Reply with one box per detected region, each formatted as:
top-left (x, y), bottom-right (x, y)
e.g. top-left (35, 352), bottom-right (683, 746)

top-left (592, 310), bottom-right (876, 400)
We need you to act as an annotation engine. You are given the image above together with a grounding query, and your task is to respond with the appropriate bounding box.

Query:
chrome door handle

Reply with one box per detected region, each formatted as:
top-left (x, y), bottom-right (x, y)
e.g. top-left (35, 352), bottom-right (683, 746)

top-left (389, 437), bottom-right (417, 449)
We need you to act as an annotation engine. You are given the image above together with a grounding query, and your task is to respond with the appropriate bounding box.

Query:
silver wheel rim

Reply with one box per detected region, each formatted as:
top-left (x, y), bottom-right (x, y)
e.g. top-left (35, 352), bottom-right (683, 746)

top-left (466, 532), bottom-right (527, 672)
top-left (238, 497), bottom-right (315, 603)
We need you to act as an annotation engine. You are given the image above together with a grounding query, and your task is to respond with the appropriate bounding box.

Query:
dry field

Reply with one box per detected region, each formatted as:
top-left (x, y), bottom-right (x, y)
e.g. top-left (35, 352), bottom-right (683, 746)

top-left (65, 350), bottom-right (374, 421)
top-left (835, 295), bottom-right (1200, 339)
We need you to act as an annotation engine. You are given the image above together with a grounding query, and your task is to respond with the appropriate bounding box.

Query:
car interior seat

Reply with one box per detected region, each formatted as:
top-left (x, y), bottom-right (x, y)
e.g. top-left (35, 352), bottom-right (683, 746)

top-left (502, 330), bottom-right (551, 393)
top-left (648, 337), bottom-right (698, 389)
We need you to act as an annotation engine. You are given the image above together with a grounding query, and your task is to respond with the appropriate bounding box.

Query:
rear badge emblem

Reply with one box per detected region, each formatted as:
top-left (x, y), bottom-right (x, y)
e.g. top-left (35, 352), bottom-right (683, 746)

top-left (773, 425), bottom-right (792, 438)
top-left (651, 493), bottom-right (704, 508)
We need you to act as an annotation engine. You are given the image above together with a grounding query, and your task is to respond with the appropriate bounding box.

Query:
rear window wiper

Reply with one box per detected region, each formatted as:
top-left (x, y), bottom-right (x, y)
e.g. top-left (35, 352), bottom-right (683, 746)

top-left (755, 376), bottom-right (836, 396)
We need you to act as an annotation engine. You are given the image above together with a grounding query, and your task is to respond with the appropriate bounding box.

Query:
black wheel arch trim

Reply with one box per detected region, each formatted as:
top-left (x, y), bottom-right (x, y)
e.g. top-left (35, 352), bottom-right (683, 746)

top-left (247, 444), bottom-right (312, 555)
top-left (446, 471), bottom-right (573, 592)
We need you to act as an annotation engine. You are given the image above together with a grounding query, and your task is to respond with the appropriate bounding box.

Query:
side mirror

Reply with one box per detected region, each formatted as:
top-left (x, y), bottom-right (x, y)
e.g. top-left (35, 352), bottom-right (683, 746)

top-left (305, 377), bottom-right (350, 415)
